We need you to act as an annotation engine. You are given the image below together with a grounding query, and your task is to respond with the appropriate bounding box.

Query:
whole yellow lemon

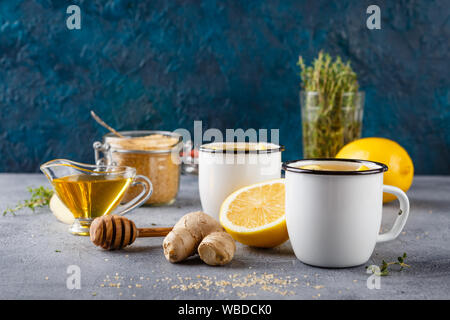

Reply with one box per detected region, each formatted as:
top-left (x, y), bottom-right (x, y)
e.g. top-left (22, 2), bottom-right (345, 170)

top-left (336, 137), bottom-right (414, 203)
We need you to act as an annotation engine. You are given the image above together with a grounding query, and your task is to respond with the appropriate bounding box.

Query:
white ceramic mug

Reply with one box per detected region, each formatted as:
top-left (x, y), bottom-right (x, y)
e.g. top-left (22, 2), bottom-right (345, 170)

top-left (283, 159), bottom-right (410, 268)
top-left (199, 142), bottom-right (283, 220)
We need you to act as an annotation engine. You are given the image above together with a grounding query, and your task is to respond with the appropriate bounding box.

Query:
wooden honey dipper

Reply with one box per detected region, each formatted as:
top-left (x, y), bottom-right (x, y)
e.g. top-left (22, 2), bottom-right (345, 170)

top-left (90, 215), bottom-right (173, 250)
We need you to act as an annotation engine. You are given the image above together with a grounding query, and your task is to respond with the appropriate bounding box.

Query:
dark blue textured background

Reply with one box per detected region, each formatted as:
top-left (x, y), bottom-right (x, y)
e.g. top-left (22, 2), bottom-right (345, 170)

top-left (0, 0), bottom-right (449, 173)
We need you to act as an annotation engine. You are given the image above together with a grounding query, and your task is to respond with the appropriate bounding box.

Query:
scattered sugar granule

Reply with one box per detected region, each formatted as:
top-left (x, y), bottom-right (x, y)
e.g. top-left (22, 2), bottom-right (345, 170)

top-left (313, 285), bottom-right (324, 290)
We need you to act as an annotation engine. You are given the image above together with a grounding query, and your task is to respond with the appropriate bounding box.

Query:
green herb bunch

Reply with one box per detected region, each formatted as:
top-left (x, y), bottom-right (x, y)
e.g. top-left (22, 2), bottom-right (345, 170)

top-left (366, 253), bottom-right (410, 276)
top-left (3, 186), bottom-right (53, 216)
top-left (298, 51), bottom-right (361, 158)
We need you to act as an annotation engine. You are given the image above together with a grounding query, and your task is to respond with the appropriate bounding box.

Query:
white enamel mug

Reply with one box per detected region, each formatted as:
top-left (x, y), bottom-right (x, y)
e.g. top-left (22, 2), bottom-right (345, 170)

top-left (283, 159), bottom-right (410, 268)
top-left (199, 142), bottom-right (283, 220)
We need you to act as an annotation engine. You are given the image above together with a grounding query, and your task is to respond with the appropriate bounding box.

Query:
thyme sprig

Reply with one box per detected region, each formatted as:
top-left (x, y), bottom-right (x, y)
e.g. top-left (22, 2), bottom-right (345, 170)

top-left (3, 186), bottom-right (53, 216)
top-left (366, 253), bottom-right (410, 276)
top-left (298, 51), bottom-right (358, 95)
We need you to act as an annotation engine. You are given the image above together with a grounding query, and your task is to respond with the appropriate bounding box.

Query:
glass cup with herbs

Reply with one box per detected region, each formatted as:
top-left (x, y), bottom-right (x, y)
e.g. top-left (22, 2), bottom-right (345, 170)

top-left (298, 52), bottom-right (364, 158)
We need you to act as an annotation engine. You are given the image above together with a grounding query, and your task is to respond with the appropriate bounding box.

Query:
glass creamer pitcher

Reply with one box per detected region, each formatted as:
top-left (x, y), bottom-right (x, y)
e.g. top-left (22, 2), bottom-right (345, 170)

top-left (41, 159), bottom-right (152, 235)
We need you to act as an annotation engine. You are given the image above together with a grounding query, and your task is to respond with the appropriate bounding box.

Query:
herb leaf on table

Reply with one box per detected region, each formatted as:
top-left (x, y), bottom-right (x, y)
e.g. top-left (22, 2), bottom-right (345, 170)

top-left (366, 253), bottom-right (410, 276)
top-left (3, 186), bottom-right (53, 216)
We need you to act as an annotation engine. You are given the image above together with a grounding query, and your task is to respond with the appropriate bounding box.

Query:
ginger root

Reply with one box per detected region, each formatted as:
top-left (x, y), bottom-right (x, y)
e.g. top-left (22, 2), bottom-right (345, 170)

top-left (163, 211), bottom-right (236, 266)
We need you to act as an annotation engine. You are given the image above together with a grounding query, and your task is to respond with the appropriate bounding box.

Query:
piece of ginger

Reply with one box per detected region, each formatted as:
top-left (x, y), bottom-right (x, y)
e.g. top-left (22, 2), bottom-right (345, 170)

top-left (163, 211), bottom-right (236, 266)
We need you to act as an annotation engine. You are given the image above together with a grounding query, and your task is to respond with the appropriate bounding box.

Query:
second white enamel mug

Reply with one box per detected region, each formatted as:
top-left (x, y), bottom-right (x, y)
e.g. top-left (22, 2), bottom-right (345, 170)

top-left (283, 159), bottom-right (410, 268)
top-left (199, 142), bottom-right (283, 220)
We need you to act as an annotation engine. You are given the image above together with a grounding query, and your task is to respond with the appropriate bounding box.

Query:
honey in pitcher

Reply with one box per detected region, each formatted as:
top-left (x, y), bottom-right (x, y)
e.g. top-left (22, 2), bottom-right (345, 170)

top-left (52, 174), bottom-right (132, 219)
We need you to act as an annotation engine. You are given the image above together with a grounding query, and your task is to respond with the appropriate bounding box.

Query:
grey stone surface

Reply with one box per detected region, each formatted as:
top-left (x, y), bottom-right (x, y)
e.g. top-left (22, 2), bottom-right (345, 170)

top-left (0, 174), bottom-right (449, 300)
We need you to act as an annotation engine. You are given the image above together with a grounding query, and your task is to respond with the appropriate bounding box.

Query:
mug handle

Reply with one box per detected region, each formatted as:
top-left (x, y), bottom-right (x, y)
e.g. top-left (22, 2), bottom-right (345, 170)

top-left (115, 175), bottom-right (153, 216)
top-left (377, 185), bottom-right (410, 243)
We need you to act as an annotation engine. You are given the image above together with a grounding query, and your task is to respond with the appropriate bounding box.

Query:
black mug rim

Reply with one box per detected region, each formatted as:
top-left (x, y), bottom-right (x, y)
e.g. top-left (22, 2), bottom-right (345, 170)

top-left (282, 158), bottom-right (388, 175)
top-left (199, 142), bottom-right (284, 154)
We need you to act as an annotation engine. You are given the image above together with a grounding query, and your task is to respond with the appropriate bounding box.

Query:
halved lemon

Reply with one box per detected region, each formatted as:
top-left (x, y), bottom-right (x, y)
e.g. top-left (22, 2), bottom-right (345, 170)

top-left (219, 179), bottom-right (288, 248)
